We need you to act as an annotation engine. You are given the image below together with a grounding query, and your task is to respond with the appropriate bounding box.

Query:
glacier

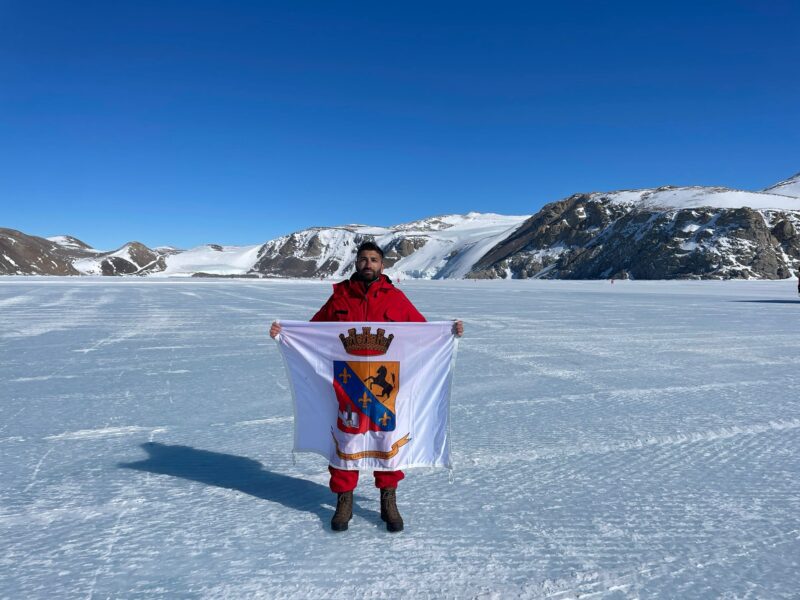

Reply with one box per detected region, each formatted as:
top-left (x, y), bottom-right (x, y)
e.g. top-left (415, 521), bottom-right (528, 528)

top-left (1, 278), bottom-right (799, 598)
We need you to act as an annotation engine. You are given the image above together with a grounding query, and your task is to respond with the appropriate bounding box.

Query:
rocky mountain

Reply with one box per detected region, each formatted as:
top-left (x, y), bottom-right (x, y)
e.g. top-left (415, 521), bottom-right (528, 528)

top-left (249, 213), bottom-right (527, 279)
top-left (0, 229), bottom-right (83, 275)
top-left (0, 229), bottom-right (175, 276)
top-left (0, 213), bottom-right (526, 279)
top-left (3, 171), bottom-right (800, 280)
top-left (468, 186), bottom-right (800, 280)
top-left (71, 241), bottom-right (174, 276)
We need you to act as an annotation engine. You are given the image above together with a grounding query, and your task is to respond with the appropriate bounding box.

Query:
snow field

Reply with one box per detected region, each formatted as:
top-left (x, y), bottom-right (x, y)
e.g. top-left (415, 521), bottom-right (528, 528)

top-left (1, 278), bottom-right (799, 598)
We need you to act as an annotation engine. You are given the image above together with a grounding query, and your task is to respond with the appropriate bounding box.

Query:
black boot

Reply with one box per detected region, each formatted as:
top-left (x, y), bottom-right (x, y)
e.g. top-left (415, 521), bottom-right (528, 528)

top-left (331, 491), bottom-right (353, 531)
top-left (380, 488), bottom-right (404, 532)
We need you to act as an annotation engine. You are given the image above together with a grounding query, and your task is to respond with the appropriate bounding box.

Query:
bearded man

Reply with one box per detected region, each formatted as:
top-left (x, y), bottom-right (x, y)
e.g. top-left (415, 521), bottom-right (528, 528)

top-left (271, 241), bottom-right (463, 532)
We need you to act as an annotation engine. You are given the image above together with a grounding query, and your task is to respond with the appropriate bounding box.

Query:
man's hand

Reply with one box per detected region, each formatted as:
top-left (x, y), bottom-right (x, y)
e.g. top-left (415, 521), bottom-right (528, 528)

top-left (452, 320), bottom-right (464, 337)
top-left (270, 321), bottom-right (282, 339)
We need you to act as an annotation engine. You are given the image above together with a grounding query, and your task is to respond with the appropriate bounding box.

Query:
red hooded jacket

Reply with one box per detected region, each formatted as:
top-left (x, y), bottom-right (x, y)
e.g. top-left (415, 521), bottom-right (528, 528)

top-left (311, 274), bottom-right (425, 323)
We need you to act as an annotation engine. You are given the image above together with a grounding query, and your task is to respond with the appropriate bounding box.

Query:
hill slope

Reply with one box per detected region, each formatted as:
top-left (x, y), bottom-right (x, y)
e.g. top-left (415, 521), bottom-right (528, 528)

top-left (468, 186), bottom-right (800, 280)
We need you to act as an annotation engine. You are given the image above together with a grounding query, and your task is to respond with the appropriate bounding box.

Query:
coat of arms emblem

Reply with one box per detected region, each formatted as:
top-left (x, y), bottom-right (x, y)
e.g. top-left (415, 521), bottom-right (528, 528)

top-left (333, 327), bottom-right (399, 434)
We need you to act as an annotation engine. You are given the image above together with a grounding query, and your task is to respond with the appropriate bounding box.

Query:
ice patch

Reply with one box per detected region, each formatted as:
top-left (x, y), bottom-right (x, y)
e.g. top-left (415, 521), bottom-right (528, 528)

top-left (0, 295), bottom-right (33, 307)
top-left (10, 375), bottom-right (78, 383)
top-left (45, 426), bottom-right (164, 441)
top-left (213, 417), bottom-right (293, 428)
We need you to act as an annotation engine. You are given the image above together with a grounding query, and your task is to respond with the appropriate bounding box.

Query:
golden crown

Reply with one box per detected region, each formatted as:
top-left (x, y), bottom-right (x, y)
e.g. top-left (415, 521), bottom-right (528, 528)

top-left (339, 327), bottom-right (394, 356)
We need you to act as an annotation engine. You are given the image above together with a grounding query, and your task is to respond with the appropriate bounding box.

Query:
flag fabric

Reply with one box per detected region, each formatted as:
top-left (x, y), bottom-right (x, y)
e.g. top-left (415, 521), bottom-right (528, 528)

top-left (276, 320), bottom-right (458, 471)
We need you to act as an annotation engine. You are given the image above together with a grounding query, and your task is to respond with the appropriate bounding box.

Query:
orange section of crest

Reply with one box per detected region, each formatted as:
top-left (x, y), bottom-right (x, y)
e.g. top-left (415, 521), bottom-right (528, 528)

top-left (347, 361), bottom-right (399, 414)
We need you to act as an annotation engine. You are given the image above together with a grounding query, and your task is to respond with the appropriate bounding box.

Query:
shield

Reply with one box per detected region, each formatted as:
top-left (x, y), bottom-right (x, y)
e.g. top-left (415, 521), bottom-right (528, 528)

top-left (333, 360), bottom-right (399, 434)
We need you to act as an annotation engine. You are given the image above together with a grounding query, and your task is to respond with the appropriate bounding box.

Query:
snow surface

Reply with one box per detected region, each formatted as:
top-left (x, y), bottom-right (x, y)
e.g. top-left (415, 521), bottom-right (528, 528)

top-left (46, 236), bottom-right (97, 251)
top-left (2, 278), bottom-right (800, 598)
top-left (603, 186), bottom-right (800, 211)
top-left (71, 256), bottom-right (104, 275)
top-left (158, 244), bottom-right (264, 277)
top-left (385, 212), bottom-right (527, 279)
top-left (763, 173), bottom-right (800, 199)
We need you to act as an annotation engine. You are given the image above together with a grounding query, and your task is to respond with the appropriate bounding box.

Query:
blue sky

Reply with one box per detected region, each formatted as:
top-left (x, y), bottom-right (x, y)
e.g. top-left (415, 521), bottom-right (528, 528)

top-left (1, 0), bottom-right (798, 249)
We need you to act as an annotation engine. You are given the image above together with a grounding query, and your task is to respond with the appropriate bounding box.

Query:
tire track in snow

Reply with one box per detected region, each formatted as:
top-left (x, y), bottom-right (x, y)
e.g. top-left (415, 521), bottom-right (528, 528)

top-left (486, 377), bottom-right (781, 408)
top-left (1, 288), bottom-right (116, 339)
top-left (526, 526), bottom-right (800, 599)
top-left (460, 418), bottom-right (800, 468)
top-left (23, 447), bottom-right (54, 493)
top-left (84, 505), bottom-right (130, 600)
top-left (0, 294), bottom-right (36, 307)
top-left (45, 426), bottom-right (165, 441)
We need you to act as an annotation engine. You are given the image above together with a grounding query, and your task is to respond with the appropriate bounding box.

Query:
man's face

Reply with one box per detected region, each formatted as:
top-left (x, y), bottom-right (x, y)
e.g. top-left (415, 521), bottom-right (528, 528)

top-left (356, 250), bottom-right (383, 282)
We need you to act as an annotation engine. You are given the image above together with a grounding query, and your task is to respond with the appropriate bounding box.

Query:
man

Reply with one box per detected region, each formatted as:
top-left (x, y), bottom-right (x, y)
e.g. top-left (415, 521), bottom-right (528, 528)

top-left (271, 241), bottom-right (463, 532)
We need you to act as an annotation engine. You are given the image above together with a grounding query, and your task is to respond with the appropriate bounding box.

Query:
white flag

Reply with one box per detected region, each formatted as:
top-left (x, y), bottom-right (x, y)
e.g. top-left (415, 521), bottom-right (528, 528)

top-left (276, 321), bottom-right (458, 471)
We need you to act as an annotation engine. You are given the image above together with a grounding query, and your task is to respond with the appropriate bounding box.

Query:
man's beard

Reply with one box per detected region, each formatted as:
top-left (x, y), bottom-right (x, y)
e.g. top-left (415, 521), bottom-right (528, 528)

top-left (357, 268), bottom-right (379, 283)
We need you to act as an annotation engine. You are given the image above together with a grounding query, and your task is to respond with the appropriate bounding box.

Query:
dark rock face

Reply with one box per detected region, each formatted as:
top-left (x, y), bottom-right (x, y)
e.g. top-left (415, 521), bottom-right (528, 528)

top-left (469, 195), bottom-right (630, 279)
top-left (0, 229), bottom-right (82, 275)
top-left (0, 229), bottom-right (169, 276)
top-left (383, 237), bottom-right (427, 268)
top-left (97, 242), bottom-right (166, 275)
top-left (101, 256), bottom-right (138, 275)
top-left (122, 242), bottom-right (166, 274)
top-left (251, 228), bottom-right (431, 277)
top-left (468, 196), bottom-right (800, 280)
top-left (771, 219), bottom-right (795, 242)
top-left (254, 254), bottom-right (321, 278)
top-left (252, 227), bottom-right (370, 278)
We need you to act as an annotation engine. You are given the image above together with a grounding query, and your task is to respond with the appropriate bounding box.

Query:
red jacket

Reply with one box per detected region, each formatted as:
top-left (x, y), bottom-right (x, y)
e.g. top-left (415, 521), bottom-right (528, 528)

top-left (311, 274), bottom-right (426, 323)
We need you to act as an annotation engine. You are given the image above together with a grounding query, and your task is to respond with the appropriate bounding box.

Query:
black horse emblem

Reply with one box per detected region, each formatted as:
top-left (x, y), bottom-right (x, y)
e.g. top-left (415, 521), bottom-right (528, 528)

top-left (365, 365), bottom-right (395, 399)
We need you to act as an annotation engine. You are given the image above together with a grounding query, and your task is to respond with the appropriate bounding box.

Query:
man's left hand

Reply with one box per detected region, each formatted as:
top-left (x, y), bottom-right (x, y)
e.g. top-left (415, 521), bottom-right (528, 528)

top-left (452, 320), bottom-right (464, 337)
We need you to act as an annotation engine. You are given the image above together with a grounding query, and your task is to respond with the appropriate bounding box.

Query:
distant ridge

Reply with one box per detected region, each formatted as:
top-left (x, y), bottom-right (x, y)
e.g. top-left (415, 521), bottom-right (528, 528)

top-left (3, 172), bottom-right (800, 280)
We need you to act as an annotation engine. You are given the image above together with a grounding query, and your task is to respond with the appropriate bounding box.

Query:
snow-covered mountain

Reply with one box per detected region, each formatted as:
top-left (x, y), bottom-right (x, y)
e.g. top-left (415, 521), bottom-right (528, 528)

top-left (0, 213), bottom-right (527, 279)
top-left (3, 171), bottom-right (800, 279)
top-left (250, 213), bottom-right (527, 280)
top-left (469, 185), bottom-right (800, 280)
top-left (71, 242), bottom-right (174, 276)
top-left (0, 230), bottom-right (175, 276)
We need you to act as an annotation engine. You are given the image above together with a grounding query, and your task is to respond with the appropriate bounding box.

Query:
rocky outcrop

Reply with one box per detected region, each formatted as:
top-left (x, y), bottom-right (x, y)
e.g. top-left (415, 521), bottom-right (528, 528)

top-left (469, 194), bottom-right (630, 279)
top-left (98, 242), bottom-right (167, 275)
top-left (0, 229), bottom-right (171, 276)
top-left (0, 229), bottom-right (83, 275)
top-left (382, 236), bottom-right (428, 268)
top-left (252, 228), bottom-right (362, 278)
top-left (468, 191), bottom-right (800, 280)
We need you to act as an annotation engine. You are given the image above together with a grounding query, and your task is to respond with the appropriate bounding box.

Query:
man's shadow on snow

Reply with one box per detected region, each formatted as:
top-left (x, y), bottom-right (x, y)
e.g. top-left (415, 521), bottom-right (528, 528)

top-left (119, 442), bottom-right (379, 529)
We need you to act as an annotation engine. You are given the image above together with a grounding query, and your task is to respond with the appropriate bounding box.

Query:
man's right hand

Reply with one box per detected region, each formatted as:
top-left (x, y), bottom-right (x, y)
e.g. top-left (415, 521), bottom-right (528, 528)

top-left (452, 320), bottom-right (464, 337)
top-left (270, 321), bottom-right (282, 339)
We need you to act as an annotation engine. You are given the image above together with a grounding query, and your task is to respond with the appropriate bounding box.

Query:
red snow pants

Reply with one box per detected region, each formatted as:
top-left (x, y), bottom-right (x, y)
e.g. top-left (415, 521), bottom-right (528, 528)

top-left (328, 466), bottom-right (404, 493)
